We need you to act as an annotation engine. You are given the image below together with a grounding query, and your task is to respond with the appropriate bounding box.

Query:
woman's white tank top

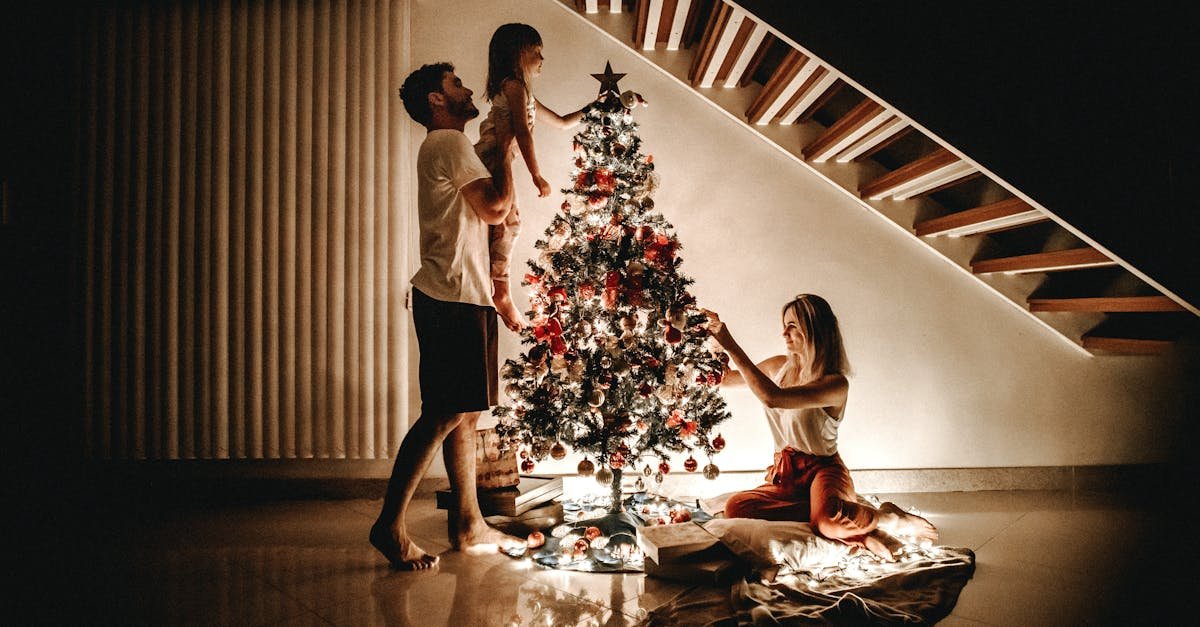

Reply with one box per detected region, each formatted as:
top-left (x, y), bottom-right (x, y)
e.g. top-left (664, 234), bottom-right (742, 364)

top-left (762, 366), bottom-right (841, 455)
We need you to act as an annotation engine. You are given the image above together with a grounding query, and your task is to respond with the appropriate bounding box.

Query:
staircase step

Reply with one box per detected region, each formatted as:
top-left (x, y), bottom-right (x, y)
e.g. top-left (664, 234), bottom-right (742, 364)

top-left (972, 248), bottom-right (1116, 274)
top-left (914, 198), bottom-right (1047, 237)
top-left (1081, 335), bottom-right (1172, 354)
top-left (803, 98), bottom-right (892, 163)
top-left (1028, 296), bottom-right (1185, 313)
top-left (860, 147), bottom-right (976, 200)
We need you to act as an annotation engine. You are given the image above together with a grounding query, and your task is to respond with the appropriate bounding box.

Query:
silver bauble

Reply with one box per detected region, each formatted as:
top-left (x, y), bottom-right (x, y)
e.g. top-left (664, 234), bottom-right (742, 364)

top-left (595, 465), bottom-right (614, 486)
top-left (703, 463), bottom-right (720, 480)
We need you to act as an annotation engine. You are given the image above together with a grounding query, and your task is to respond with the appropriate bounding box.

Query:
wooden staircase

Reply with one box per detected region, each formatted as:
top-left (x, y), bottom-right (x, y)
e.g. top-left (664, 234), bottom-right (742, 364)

top-left (566, 0), bottom-right (1197, 355)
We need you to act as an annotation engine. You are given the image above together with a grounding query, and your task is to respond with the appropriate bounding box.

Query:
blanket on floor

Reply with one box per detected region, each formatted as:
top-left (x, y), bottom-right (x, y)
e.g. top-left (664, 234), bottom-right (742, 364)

top-left (645, 519), bottom-right (974, 626)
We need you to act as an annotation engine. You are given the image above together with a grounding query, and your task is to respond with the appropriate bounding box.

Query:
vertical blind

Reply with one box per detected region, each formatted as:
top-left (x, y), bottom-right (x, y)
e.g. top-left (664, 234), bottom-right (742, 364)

top-left (80, 0), bottom-right (413, 460)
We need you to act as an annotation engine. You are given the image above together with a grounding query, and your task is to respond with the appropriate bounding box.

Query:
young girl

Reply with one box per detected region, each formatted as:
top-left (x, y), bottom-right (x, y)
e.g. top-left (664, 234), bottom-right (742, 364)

top-left (475, 23), bottom-right (584, 331)
top-left (702, 295), bottom-right (938, 561)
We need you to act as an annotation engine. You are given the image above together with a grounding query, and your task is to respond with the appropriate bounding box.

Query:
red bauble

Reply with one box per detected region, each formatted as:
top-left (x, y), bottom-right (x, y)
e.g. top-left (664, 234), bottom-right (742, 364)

top-left (663, 324), bottom-right (682, 344)
top-left (574, 538), bottom-right (590, 555)
top-left (549, 336), bottom-right (567, 355)
top-left (584, 526), bottom-right (602, 541)
top-left (666, 409), bottom-right (683, 427)
top-left (712, 433), bottom-right (726, 451)
top-left (602, 289), bottom-right (619, 310)
top-left (588, 191), bottom-right (609, 208)
top-left (527, 530), bottom-right (545, 548)
top-left (595, 169), bottom-right (615, 193)
top-left (605, 270), bottom-right (623, 289)
top-left (638, 382), bottom-right (653, 397)
top-left (680, 420), bottom-right (698, 437)
top-left (610, 451), bottom-right (625, 468)
top-left (579, 282), bottom-right (596, 299)
top-left (578, 457), bottom-right (595, 476)
top-left (658, 461), bottom-right (671, 475)
top-left (575, 170), bottom-right (592, 190)
top-left (684, 456), bottom-right (698, 472)
top-left (521, 458), bottom-right (535, 473)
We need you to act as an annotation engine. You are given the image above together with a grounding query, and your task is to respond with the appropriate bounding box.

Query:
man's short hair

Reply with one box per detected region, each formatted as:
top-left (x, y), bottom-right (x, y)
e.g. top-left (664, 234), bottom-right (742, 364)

top-left (399, 62), bottom-right (454, 126)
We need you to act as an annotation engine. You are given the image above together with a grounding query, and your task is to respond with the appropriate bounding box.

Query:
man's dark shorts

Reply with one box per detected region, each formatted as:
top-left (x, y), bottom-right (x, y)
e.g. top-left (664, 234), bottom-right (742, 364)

top-left (411, 288), bottom-right (498, 414)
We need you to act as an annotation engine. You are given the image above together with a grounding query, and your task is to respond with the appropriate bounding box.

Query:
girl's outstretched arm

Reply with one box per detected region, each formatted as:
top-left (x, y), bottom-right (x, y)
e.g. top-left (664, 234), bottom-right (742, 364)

top-left (702, 309), bottom-right (847, 410)
top-left (535, 98), bottom-right (584, 130)
top-left (501, 79), bottom-right (549, 197)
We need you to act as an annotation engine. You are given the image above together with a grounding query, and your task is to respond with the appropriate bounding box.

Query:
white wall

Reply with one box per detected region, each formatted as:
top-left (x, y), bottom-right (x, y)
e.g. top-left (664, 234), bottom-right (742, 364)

top-left (409, 0), bottom-right (1196, 477)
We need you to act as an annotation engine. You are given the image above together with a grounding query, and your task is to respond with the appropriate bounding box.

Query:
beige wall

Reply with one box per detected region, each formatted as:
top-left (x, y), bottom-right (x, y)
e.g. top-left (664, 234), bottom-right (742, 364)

top-left (411, 0), bottom-right (1195, 476)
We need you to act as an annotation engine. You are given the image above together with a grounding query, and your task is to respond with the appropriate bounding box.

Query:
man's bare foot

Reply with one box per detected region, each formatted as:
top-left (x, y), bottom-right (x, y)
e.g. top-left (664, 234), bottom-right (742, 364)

top-left (492, 290), bottom-right (526, 332)
top-left (453, 519), bottom-right (526, 555)
top-left (879, 502), bottom-right (939, 543)
top-left (370, 521), bottom-right (440, 571)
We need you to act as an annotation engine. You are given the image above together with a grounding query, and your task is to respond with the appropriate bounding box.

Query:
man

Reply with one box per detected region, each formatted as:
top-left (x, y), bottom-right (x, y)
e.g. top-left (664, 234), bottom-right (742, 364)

top-left (371, 62), bottom-right (523, 570)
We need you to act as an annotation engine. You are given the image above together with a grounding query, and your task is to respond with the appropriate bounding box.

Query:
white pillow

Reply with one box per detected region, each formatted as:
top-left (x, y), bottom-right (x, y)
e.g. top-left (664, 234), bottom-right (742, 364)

top-left (703, 518), bottom-right (851, 573)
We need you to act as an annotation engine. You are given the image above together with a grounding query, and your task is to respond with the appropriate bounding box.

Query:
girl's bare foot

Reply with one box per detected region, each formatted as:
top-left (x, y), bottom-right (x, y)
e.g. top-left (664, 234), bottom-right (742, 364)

top-left (492, 291), bottom-right (526, 332)
top-left (371, 521), bottom-right (440, 571)
top-left (879, 502), bottom-right (939, 542)
top-left (453, 519), bottom-right (527, 555)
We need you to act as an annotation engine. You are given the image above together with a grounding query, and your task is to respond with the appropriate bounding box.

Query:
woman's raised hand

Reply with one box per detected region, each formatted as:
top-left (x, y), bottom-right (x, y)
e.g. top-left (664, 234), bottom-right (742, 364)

top-left (700, 309), bottom-right (732, 346)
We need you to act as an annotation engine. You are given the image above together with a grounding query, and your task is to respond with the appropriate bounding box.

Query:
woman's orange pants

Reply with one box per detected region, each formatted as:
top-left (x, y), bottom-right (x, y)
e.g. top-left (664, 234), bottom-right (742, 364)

top-left (723, 447), bottom-right (878, 549)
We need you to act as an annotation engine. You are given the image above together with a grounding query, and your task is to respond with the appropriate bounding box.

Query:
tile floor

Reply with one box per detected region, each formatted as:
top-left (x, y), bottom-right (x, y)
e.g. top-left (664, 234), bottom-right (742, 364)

top-left (18, 488), bottom-right (1197, 625)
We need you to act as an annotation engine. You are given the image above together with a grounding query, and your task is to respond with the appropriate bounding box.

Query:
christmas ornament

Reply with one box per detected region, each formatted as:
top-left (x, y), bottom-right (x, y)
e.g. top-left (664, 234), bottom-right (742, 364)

top-left (642, 464), bottom-right (653, 477)
top-left (521, 458), bottom-right (535, 473)
top-left (635, 477), bottom-right (646, 491)
top-left (551, 442), bottom-right (567, 460)
top-left (712, 433), bottom-right (726, 451)
top-left (584, 526), bottom-right (602, 541)
top-left (527, 530), bottom-right (545, 549)
top-left (703, 463), bottom-right (720, 480)
top-left (591, 61), bottom-right (626, 96)
top-left (587, 389), bottom-right (605, 407)
top-left (619, 89), bottom-right (647, 109)
top-left (573, 538), bottom-right (591, 557)
top-left (680, 420), bottom-right (698, 437)
top-left (610, 451), bottom-right (625, 468)
top-left (595, 465), bottom-right (614, 486)
top-left (578, 457), bottom-right (595, 476)
top-left (683, 456), bottom-right (698, 472)
top-left (658, 461), bottom-right (671, 475)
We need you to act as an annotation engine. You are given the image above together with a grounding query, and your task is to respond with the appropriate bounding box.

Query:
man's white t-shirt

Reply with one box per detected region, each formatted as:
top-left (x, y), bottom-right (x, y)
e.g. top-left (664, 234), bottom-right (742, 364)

top-left (410, 129), bottom-right (494, 307)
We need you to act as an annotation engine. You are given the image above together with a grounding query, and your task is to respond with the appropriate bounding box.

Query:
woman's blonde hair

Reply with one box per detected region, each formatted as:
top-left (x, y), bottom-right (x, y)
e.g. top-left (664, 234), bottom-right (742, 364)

top-left (782, 294), bottom-right (850, 382)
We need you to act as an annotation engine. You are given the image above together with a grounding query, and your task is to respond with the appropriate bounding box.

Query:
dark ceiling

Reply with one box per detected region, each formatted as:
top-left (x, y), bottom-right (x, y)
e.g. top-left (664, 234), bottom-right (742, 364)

top-left (738, 1), bottom-right (1199, 305)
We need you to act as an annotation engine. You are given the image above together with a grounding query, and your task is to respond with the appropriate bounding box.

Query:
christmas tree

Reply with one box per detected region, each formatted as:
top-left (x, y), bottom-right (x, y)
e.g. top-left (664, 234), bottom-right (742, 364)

top-left (494, 63), bottom-right (731, 508)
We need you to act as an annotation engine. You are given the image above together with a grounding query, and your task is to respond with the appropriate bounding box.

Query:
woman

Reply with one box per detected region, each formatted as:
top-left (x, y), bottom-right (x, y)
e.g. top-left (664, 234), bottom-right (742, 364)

top-left (702, 294), bottom-right (937, 561)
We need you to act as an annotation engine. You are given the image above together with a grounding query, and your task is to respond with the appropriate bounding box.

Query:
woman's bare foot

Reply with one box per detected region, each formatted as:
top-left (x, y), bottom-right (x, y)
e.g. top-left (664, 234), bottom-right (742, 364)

top-left (863, 530), bottom-right (903, 562)
top-left (370, 521), bottom-right (440, 571)
top-left (453, 519), bottom-right (526, 555)
top-left (492, 288), bottom-right (526, 332)
top-left (879, 502), bottom-right (939, 543)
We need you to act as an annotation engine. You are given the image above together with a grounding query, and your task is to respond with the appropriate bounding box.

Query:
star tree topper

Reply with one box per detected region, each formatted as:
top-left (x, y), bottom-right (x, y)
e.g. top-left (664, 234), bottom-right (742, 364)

top-left (591, 61), bottom-right (626, 97)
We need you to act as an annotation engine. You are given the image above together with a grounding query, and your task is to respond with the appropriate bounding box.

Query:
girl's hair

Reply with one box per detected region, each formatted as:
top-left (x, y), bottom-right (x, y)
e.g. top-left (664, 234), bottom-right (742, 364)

top-left (782, 294), bottom-right (851, 381)
top-left (486, 23), bottom-right (542, 101)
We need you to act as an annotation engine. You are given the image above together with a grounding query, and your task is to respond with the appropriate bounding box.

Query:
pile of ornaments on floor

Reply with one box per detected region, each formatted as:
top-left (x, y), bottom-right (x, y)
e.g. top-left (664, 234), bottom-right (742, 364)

top-left (502, 491), bottom-right (713, 573)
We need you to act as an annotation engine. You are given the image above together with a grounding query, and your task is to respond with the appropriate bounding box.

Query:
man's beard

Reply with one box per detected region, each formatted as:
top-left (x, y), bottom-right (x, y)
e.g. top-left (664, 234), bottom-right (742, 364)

top-left (447, 96), bottom-right (479, 121)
